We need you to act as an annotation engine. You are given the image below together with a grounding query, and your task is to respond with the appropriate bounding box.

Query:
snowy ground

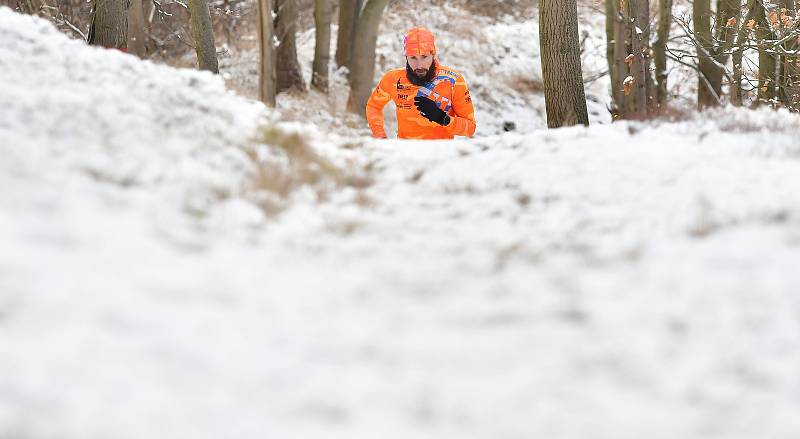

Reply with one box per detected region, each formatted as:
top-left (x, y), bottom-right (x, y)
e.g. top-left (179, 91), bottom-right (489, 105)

top-left (3, 6), bottom-right (800, 439)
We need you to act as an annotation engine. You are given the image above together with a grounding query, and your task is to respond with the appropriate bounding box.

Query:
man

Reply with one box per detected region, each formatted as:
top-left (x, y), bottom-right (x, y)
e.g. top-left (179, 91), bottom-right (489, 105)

top-left (366, 27), bottom-right (477, 140)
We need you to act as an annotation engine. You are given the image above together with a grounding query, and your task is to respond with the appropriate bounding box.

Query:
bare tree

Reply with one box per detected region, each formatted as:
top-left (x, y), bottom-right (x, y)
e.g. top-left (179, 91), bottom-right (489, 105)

top-left (633, 0), bottom-right (655, 111)
top-left (693, 0), bottom-right (717, 107)
top-left (653, 0), bottom-right (673, 107)
top-left (756, 1), bottom-right (777, 105)
top-left (778, 0), bottom-right (799, 109)
top-left (17, 0), bottom-right (213, 56)
top-left (540, 0), bottom-right (589, 128)
top-left (694, 0), bottom-right (738, 108)
top-left (714, 0), bottom-right (740, 97)
top-left (88, 0), bottom-right (128, 49)
top-left (731, 0), bottom-right (759, 106)
top-left (312, 0), bottom-right (333, 92)
top-left (605, 0), bottom-right (618, 103)
top-left (679, 0), bottom-right (800, 110)
top-left (15, 0), bottom-right (52, 16)
top-left (346, 0), bottom-right (389, 115)
top-left (275, 0), bottom-right (305, 92)
top-left (609, 0), bottom-right (652, 119)
top-left (609, 0), bottom-right (626, 116)
top-left (189, 0), bottom-right (218, 73)
top-left (257, 0), bottom-right (277, 106)
top-left (335, 0), bottom-right (363, 70)
top-left (127, 0), bottom-right (147, 57)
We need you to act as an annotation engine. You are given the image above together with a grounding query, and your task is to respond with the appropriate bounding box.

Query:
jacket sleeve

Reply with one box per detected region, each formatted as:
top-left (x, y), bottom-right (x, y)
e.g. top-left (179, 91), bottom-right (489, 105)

top-left (365, 73), bottom-right (394, 139)
top-left (445, 74), bottom-right (477, 137)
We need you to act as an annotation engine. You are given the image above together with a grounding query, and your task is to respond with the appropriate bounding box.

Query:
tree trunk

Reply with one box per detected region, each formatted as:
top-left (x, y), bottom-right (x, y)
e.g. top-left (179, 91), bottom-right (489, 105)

top-left (127, 0), bottom-right (147, 57)
top-left (335, 0), bottom-right (363, 70)
top-left (653, 0), bottom-right (673, 107)
top-left (613, 0), bottom-right (649, 119)
top-left (275, 0), bottom-right (305, 92)
top-left (189, 0), bottom-right (218, 73)
top-left (631, 0), bottom-right (653, 113)
top-left (692, 0), bottom-right (736, 108)
top-left (612, 0), bottom-right (629, 118)
top-left (714, 0), bottom-right (740, 55)
top-left (756, 1), bottom-right (777, 105)
top-left (606, 0), bottom-right (619, 114)
top-left (88, 0), bottom-right (128, 49)
top-left (221, 0), bottom-right (235, 48)
top-left (628, 3), bottom-right (648, 116)
top-left (144, 0), bottom-right (154, 37)
top-left (605, 0), bottom-right (615, 83)
top-left (778, 0), bottom-right (799, 109)
top-left (539, 0), bottom-right (589, 128)
top-left (346, 0), bottom-right (389, 115)
top-left (731, 0), bottom-right (759, 106)
top-left (312, 0), bottom-right (333, 92)
top-left (694, 0), bottom-right (720, 108)
top-left (257, 0), bottom-right (277, 106)
top-left (705, 0), bottom-right (739, 104)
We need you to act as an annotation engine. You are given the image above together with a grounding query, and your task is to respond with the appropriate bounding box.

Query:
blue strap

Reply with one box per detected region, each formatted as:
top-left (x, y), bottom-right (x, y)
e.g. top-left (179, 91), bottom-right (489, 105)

top-left (415, 75), bottom-right (456, 113)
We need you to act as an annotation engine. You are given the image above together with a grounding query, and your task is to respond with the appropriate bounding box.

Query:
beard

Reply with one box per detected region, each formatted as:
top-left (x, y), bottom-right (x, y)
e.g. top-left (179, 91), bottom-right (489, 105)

top-left (406, 60), bottom-right (437, 86)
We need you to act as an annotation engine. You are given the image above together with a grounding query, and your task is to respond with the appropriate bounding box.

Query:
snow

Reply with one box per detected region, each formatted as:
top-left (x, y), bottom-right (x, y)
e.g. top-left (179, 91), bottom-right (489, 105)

top-left (3, 6), bottom-right (800, 439)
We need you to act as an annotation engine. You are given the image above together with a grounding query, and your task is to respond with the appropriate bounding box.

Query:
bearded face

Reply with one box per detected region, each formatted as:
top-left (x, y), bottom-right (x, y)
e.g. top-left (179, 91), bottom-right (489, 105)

top-left (406, 55), bottom-right (437, 86)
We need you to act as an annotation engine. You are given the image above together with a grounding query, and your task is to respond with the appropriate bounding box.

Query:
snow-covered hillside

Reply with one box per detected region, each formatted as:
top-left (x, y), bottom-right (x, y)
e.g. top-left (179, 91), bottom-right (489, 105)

top-left (3, 6), bottom-right (800, 439)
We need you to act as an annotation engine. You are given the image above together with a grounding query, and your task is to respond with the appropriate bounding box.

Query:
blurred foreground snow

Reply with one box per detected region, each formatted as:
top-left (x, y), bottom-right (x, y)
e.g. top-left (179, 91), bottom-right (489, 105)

top-left (2, 7), bottom-right (800, 439)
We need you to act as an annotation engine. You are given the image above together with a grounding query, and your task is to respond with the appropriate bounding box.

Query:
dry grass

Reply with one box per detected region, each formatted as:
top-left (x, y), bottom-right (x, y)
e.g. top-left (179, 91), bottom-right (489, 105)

top-left (244, 124), bottom-right (373, 216)
top-left (647, 103), bottom-right (697, 123)
top-left (644, 103), bottom-right (800, 135)
top-left (458, 0), bottom-right (537, 20)
top-left (709, 107), bottom-right (800, 134)
top-left (507, 74), bottom-right (546, 93)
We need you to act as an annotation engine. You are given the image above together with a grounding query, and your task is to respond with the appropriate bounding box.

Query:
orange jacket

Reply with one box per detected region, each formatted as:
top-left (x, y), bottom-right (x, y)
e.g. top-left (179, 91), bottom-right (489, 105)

top-left (366, 65), bottom-right (476, 140)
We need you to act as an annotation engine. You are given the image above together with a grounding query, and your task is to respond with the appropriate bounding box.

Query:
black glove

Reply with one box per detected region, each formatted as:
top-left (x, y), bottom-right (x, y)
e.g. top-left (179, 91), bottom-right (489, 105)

top-left (414, 96), bottom-right (451, 126)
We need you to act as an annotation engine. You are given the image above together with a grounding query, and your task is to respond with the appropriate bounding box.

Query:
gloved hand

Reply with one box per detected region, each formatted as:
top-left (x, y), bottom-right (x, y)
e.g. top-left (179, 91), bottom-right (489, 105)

top-left (414, 96), bottom-right (451, 126)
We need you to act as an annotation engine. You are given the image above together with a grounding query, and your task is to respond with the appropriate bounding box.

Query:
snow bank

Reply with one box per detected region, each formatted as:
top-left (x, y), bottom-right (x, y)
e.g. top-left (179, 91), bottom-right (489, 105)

top-left (0, 8), bottom-right (261, 188)
top-left (0, 7), bottom-right (368, 237)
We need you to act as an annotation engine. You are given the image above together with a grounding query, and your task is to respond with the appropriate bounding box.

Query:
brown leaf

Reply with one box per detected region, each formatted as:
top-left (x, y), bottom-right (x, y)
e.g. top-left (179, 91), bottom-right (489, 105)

top-left (769, 10), bottom-right (779, 28)
top-left (726, 17), bottom-right (737, 28)
top-left (760, 79), bottom-right (771, 94)
top-left (625, 54), bottom-right (636, 67)
top-left (623, 76), bottom-right (635, 96)
top-left (746, 19), bottom-right (756, 30)
top-left (781, 9), bottom-right (794, 28)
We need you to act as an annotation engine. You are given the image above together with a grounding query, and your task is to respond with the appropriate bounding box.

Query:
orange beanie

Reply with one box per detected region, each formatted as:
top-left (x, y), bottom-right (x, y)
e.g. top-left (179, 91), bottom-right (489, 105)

top-left (404, 27), bottom-right (436, 56)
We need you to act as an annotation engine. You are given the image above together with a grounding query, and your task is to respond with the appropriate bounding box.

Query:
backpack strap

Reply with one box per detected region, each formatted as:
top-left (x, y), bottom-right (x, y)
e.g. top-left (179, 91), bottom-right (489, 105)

top-left (415, 75), bottom-right (456, 112)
